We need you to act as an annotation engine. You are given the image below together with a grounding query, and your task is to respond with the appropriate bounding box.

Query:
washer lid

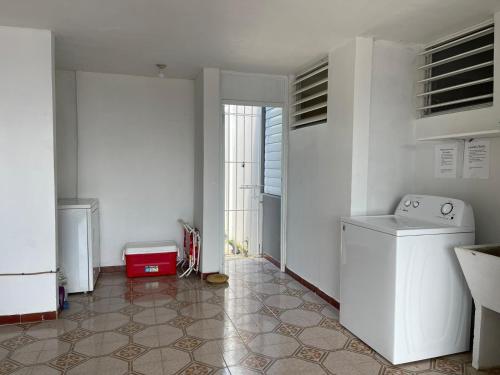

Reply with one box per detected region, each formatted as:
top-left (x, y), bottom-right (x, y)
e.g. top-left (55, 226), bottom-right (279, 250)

top-left (341, 215), bottom-right (474, 236)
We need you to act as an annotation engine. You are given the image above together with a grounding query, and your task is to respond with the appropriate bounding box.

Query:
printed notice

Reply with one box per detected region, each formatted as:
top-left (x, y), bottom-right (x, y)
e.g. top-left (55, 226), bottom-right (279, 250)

top-left (435, 143), bottom-right (458, 178)
top-left (463, 139), bottom-right (490, 179)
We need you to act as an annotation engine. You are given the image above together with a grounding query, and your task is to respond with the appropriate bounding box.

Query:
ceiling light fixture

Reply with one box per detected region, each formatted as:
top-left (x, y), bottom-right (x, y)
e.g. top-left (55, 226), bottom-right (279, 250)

top-left (156, 64), bottom-right (166, 78)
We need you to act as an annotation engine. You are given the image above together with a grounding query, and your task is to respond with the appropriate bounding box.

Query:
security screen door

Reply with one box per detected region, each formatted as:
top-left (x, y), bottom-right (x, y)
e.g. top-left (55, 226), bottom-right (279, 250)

top-left (224, 104), bottom-right (262, 258)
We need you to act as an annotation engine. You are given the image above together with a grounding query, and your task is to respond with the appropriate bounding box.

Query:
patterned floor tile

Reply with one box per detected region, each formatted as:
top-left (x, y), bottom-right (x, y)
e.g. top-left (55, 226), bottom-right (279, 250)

top-left (65, 311), bottom-right (98, 322)
top-left (236, 330), bottom-right (256, 344)
top-left (48, 351), bottom-right (88, 371)
top-left (275, 323), bottom-right (302, 337)
top-left (113, 343), bottom-right (148, 360)
top-left (263, 306), bottom-right (284, 317)
top-left (0, 336), bottom-right (37, 351)
top-left (280, 309), bottom-right (322, 327)
top-left (67, 356), bottom-right (128, 375)
top-left (179, 362), bottom-right (214, 375)
top-left (299, 326), bottom-right (348, 351)
top-left (133, 325), bottom-right (183, 348)
top-left (206, 296), bottom-right (225, 305)
top-left (11, 364), bottom-right (62, 375)
top-left (264, 295), bottom-right (303, 309)
top-left (59, 328), bottom-right (93, 343)
top-left (173, 336), bottom-right (204, 351)
top-left (266, 357), bottom-right (327, 375)
top-left (186, 319), bottom-right (237, 340)
top-left (0, 348), bottom-right (7, 361)
top-left (294, 346), bottom-right (327, 363)
top-left (345, 337), bottom-right (374, 355)
top-left (300, 302), bottom-right (324, 312)
top-left (433, 358), bottom-right (464, 375)
top-left (193, 343), bottom-right (227, 368)
top-left (119, 305), bottom-right (145, 316)
top-left (176, 290), bottom-right (214, 303)
top-left (0, 326), bottom-right (24, 342)
top-left (2, 258), bottom-right (483, 375)
top-left (74, 332), bottom-right (128, 357)
top-left (283, 288), bottom-right (306, 297)
top-left (323, 350), bottom-right (382, 375)
top-left (25, 319), bottom-right (78, 340)
top-left (168, 316), bottom-right (195, 328)
top-left (248, 333), bottom-right (299, 358)
top-left (81, 312), bottom-right (130, 332)
top-left (11, 339), bottom-right (71, 366)
top-left (233, 313), bottom-right (279, 334)
top-left (166, 300), bottom-right (192, 310)
top-left (319, 317), bottom-right (344, 331)
top-left (0, 359), bottom-right (22, 375)
top-left (381, 366), bottom-right (412, 375)
top-left (132, 306), bottom-right (178, 325)
top-left (133, 347), bottom-right (191, 374)
top-left (115, 321), bottom-right (146, 335)
top-left (241, 353), bottom-right (273, 371)
top-left (180, 303), bottom-right (223, 320)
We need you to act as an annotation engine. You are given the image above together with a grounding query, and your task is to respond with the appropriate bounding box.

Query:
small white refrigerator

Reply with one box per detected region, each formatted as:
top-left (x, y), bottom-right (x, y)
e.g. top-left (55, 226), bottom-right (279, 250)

top-left (58, 198), bottom-right (101, 293)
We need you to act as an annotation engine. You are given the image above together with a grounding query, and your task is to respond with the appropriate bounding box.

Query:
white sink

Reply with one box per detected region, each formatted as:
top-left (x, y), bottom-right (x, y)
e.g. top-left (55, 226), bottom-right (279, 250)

top-left (455, 244), bottom-right (500, 370)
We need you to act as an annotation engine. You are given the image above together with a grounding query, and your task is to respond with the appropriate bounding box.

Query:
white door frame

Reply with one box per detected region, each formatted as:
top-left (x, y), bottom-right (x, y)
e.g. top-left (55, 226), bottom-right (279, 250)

top-left (219, 99), bottom-right (288, 273)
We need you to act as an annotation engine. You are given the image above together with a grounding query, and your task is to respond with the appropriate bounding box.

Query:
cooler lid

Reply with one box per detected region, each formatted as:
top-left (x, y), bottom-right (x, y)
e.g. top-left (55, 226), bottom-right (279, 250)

top-left (124, 241), bottom-right (178, 255)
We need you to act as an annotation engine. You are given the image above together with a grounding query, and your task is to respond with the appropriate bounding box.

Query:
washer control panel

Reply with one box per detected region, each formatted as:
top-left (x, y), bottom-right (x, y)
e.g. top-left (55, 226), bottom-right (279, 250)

top-left (395, 194), bottom-right (474, 228)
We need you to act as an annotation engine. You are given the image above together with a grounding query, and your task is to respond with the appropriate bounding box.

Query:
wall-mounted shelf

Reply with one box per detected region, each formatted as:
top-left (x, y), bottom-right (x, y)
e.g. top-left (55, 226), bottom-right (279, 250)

top-left (417, 129), bottom-right (500, 141)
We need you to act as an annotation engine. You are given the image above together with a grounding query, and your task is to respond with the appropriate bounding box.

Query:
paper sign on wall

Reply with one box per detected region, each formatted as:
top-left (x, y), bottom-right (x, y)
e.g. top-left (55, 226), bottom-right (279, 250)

top-left (463, 139), bottom-right (490, 179)
top-left (435, 143), bottom-right (458, 178)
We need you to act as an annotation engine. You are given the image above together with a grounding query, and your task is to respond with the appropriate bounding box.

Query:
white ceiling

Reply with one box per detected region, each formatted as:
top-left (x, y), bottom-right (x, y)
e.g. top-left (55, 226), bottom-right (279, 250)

top-left (0, 0), bottom-right (499, 79)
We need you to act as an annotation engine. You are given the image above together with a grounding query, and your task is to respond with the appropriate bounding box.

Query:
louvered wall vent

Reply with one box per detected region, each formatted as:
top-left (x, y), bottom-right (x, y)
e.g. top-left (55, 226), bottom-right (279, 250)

top-left (417, 21), bottom-right (494, 117)
top-left (290, 58), bottom-right (329, 129)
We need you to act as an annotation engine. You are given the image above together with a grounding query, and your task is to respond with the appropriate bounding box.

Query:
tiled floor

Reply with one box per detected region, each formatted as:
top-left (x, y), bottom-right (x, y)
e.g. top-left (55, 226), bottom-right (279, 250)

top-left (0, 257), bottom-right (498, 375)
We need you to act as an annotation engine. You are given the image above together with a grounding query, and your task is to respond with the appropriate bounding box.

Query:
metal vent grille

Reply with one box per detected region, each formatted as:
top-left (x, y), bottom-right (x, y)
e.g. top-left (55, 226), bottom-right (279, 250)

top-left (417, 22), bottom-right (494, 117)
top-left (291, 58), bottom-right (328, 129)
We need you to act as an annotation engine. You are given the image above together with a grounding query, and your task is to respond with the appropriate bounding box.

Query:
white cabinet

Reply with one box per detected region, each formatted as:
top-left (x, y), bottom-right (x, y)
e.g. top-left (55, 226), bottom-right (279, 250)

top-left (58, 199), bottom-right (101, 293)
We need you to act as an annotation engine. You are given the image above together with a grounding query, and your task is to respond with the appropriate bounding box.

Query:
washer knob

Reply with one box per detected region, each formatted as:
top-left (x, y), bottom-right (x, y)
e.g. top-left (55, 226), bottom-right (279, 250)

top-left (404, 200), bottom-right (411, 207)
top-left (412, 201), bottom-right (420, 208)
top-left (441, 203), bottom-right (454, 215)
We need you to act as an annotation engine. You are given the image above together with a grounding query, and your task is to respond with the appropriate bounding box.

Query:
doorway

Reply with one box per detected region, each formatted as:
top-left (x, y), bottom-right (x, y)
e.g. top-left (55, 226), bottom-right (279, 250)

top-left (223, 104), bottom-right (283, 266)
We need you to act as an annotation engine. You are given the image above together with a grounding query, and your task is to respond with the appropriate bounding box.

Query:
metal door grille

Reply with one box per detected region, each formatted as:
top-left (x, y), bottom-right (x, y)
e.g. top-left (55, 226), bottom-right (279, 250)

top-left (224, 105), bottom-right (261, 257)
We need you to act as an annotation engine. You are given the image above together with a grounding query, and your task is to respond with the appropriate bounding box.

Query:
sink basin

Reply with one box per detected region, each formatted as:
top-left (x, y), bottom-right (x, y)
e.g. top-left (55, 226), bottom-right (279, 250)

top-left (455, 244), bottom-right (500, 370)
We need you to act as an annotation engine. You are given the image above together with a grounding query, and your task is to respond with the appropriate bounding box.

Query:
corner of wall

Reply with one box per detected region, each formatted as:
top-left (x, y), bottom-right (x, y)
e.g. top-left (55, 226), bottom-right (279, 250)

top-left (198, 68), bottom-right (223, 274)
top-left (350, 37), bottom-right (374, 216)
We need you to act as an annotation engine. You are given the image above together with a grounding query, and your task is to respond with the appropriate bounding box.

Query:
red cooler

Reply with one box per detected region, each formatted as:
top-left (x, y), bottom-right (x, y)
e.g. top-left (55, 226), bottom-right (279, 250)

top-left (123, 241), bottom-right (178, 277)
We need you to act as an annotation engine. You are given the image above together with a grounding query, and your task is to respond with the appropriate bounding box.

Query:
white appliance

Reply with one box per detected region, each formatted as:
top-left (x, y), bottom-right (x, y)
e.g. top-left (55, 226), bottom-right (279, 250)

top-left (58, 199), bottom-right (101, 293)
top-left (340, 194), bottom-right (474, 364)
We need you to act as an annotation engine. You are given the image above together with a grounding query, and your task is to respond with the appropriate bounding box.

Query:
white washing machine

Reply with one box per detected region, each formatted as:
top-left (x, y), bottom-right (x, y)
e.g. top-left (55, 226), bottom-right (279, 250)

top-left (340, 194), bottom-right (474, 364)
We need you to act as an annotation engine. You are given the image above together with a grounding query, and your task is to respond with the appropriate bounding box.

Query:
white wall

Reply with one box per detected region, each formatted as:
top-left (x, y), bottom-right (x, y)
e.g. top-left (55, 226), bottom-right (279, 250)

top-left (287, 39), bottom-right (356, 299)
top-left (76, 72), bottom-right (195, 266)
top-left (286, 38), bottom-right (417, 300)
top-left (366, 41), bottom-right (417, 214)
top-left (193, 72), bottom-right (204, 233)
top-left (195, 68), bottom-right (222, 274)
top-left (350, 38), bottom-right (374, 216)
top-left (415, 138), bottom-right (500, 244)
top-left (221, 70), bottom-right (287, 105)
top-left (55, 70), bottom-right (78, 198)
top-left (0, 26), bottom-right (57, 315)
